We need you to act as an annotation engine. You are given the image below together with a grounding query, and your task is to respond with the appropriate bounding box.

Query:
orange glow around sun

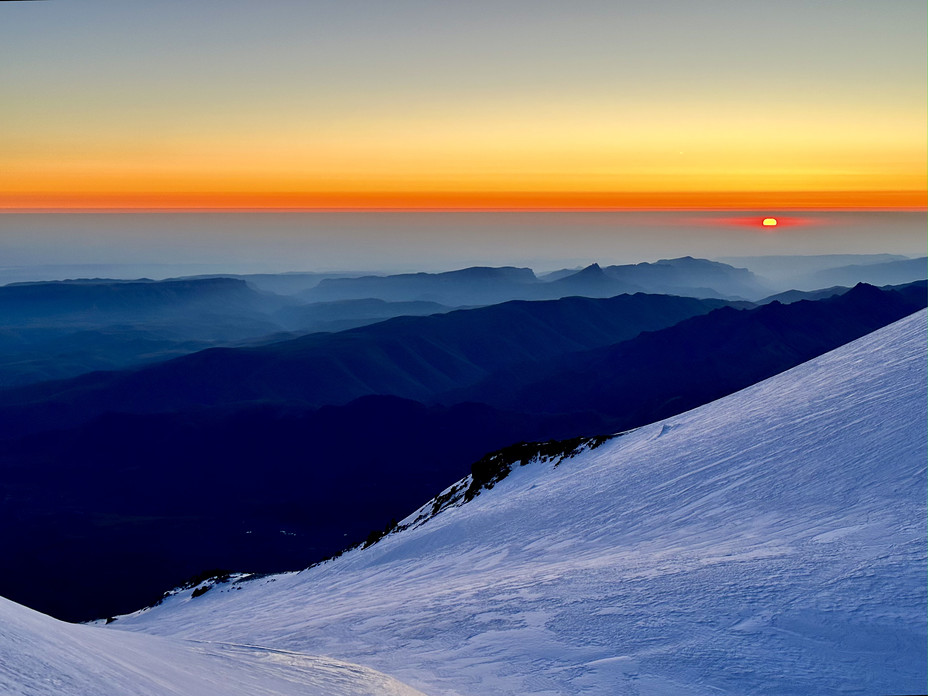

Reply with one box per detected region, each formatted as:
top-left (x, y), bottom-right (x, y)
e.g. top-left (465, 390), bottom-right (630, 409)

top-left (701, 215), bottom-right (819, 230)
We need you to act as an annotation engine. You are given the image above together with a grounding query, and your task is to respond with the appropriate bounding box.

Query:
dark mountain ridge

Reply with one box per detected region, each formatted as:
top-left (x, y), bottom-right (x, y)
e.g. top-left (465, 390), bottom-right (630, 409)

top-left (272, 298), bottom-right (456, 333)
top-left (0, 277), bottom-right (288, 324)
top-left (720, 253), bottom-right (925, 292)
top-left (0, 293), bottom-right (734, 438)
top-left (0, 258), bottom-right (765, 388)
top-left (299, 258), bottom-right (768, 304)
top-left (304, 265), bottom-right (538, 304)
top-left (0, 277), bottom-right (303, 388)
top-left (602, 256), bottom-right (770, 299)
top-left (812, 256), bottom-right (926, 288)
top-left (0, 283), bottom-right (923, 622)
top-left (450, 282), bottom-right (927, 430)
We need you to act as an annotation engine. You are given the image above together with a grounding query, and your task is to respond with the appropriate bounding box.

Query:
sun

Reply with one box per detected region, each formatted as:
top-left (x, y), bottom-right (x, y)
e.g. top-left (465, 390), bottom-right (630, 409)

top-left (762, 218), bottom-right (778, 226)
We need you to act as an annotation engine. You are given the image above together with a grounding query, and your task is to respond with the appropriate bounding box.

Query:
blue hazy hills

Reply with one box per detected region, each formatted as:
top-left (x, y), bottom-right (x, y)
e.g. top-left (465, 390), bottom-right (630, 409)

top-left (0, 271), bottom-right (923, 622)
top-left (0, 257), bottom-right (761, 388)
top-left (0, 292), bottom-right (737, 436)
top-left (2, 255), bottom-right (923, 389)
top-left (300, 256), bottom-right (771, 304)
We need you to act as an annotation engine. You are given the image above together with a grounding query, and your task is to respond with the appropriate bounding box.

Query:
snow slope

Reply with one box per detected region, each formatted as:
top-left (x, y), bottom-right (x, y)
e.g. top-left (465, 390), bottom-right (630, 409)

top-left (109, 310), bottom-right (927, 695)
top-left (0, 594), bottom-right (424, 695)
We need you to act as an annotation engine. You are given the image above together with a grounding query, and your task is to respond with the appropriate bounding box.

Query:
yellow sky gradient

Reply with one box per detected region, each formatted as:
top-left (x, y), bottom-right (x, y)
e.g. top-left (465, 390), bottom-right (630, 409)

top-left (1, 2), bottom-right (925, 211)
top-left (4, 99), bottom-right (924, 210)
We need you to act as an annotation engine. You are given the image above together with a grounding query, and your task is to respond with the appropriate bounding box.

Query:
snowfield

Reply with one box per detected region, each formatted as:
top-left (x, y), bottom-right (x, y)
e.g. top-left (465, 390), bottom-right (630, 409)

top-left (0, 595), bottom-right (424, 696)
top-left (3, 310), bottom-right (926, 695)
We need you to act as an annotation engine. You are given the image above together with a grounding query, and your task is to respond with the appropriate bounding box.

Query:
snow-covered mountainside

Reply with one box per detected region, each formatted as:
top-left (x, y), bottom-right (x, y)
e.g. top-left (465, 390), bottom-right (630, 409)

top-left (2, 311), bottom-right (924, 695)
top-left (0, 594), bottom-right (424, 696)
top-left (103, 310), bottom-right (926, 695)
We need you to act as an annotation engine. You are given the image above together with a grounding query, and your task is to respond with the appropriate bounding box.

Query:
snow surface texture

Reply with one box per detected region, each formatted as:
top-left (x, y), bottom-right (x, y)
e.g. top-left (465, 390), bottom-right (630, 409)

top-left (0, 592), bottom-right (424, 695)
top-left (108, 310), bottom-right (927, 696)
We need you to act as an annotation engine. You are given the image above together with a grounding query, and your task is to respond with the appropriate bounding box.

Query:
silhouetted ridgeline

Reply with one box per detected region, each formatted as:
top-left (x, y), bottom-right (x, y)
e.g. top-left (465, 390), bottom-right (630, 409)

top-left (811, 256), bottom-right (926, 289)
top-left (0, 277), bottom-right (295, 387)
top-left (721, 253), bottom-right (926, 292)
top-left (0, 277), bottom-right (282, 321)
top-left (0, 293), bottom-right (734, 437)
top-left (0, 282), bottom-right (922, 621)
top-left (451, 282), bottom-right (928, 431)
top-left (6, 256), bottom-right (905, 389)
top-left (0, 259), bottom-right (762, 388)
top-left (301, 257), bottom-right (771, 304)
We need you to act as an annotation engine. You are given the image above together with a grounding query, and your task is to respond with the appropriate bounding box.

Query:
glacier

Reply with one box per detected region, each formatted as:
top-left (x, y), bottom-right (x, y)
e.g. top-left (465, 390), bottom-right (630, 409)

top-left (3, 310), bottom-right (926, 695)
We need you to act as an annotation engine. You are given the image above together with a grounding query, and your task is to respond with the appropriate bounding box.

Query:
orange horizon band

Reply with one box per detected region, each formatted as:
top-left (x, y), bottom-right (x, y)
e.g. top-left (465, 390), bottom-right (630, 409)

top-left (0, 190), bottom-right (925, 212)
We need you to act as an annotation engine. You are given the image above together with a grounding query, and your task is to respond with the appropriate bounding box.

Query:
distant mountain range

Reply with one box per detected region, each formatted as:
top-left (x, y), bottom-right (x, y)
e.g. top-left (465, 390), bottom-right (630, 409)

top-left (0, 278), bottom-right (286, 385)
top-left (720, 253), bottom-right (926, 291)
top-left (173, 271), bottom-right (366, 296)
top-left (757, 285), bottom-right (850, 304)
top-left (302, 256), bottom-right (772, 304)
top-left (0, 276), bottom-right (289, 323)
top-left (4, 254), bottom-right (921, 388)
top-left (0, 292), bottom-right (735, 438)
top-left (0, 278), bottom-right (460, 387)
top-left (812, 256), bottom-right (927, 288)
top-left (0, 281), bottom-right (922, 621)
top-left (446, 283), bottom-right (927, 431)
top-left (0, 258), bottom-right (761, 388)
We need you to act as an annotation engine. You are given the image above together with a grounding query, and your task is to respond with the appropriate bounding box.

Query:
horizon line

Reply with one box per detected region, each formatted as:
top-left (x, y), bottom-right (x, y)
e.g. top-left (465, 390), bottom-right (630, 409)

top-left (2, 206), bottom-right (926, 214)
top-left (1, 189), bottom-right (925, 213)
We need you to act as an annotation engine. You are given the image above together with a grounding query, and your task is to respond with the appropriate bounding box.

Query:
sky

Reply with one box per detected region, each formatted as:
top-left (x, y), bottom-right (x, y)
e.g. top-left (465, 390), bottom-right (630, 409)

top-left (1, 0), bottom-right (926, 211)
